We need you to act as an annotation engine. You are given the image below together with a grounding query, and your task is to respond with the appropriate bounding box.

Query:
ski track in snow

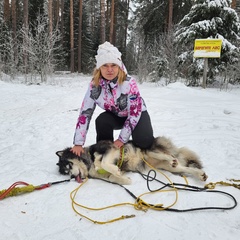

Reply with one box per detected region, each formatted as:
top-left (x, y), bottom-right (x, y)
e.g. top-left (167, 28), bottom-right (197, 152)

top-left (0, 76), bottom-right (240, 240)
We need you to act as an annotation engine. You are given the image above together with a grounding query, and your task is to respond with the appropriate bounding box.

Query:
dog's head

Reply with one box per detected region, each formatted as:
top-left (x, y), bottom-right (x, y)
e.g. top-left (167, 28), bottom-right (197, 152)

top-left (56, 148), bottom-right (89, 182)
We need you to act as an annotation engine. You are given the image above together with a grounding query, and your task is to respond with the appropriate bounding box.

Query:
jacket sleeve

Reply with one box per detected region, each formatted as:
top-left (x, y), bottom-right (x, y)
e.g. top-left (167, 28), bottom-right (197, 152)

top-left (118, 78), bottom-right (143, 143)
top-left (73, 83), bottom-right (96, 145)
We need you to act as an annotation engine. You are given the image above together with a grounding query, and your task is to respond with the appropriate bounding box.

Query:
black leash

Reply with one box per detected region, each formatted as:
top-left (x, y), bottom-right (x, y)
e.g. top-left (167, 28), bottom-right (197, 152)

top-left (137, 170), bottom-right (237, 212)
top-left (50, 179), bottom-right (71, 185)
top-left (90, 170), bottom-right (237, 212)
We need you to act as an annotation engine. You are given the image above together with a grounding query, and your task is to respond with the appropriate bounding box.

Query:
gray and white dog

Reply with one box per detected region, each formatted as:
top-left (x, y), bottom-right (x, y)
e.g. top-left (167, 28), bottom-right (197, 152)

top-left (56, 136), bottom-right (208, 185)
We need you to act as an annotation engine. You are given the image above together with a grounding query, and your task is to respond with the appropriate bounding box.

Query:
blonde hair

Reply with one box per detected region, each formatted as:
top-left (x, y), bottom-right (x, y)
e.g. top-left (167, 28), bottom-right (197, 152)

top-left (92, 68), bottom-right (127, 86)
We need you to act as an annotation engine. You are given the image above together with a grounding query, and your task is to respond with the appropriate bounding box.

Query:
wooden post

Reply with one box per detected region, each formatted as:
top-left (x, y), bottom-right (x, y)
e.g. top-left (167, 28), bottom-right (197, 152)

top-left (202, 58), bottom-right (208, 89)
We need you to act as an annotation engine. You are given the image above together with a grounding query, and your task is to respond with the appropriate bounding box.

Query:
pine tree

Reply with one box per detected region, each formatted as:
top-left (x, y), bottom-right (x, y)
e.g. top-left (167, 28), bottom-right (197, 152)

top-left (132, 0), bottom-right (192, 45)
top-left (128, 0), bottom-right (193, 77)
top-left (175, 0), bottom-right (240, 85)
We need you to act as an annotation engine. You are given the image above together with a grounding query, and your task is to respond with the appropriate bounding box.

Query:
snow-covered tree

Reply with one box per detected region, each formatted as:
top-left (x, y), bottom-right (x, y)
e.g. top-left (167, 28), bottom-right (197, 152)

top-left (21, 15), bottom-right (63, 83)
top-left (175, 0), bottom-right (240, 85)
top-left (143, 31), bottom-right (179, 84)
top-left (0, 23), bottom-right (19, 78)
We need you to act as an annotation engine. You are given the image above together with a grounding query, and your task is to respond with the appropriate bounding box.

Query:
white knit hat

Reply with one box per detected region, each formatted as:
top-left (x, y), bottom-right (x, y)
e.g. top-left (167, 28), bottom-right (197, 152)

top-left (95, 41), bottom-right (127, 73)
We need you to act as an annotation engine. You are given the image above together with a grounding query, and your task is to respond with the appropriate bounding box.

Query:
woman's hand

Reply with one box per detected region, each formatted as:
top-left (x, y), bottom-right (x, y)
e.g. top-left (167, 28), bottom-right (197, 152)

top-left (114, 139), bottom-right (124, 148)
top-left (71, 145), bottom-right (84, 156)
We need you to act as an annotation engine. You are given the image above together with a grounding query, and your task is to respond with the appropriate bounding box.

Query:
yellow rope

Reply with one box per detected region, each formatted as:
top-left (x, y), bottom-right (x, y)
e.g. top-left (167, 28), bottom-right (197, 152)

top-left (72, 153), bottom-right (240, 224)
top-left (205, 179), bottom-right (240, 190)
top-left (70, 178), bottom-right (136, 224)
top-left (228, 179), bottom-right (240, 182)
top-left (116, 146), bottom-right (124, 168)
top-left (70, 157), bottom-right (187, 224)
top-left (138, 157), bottom-right (181, 211)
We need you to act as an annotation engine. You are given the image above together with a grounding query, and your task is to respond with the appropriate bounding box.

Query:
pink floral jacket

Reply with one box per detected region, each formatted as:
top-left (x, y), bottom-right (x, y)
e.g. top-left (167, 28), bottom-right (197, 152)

top-left (73, 75), bottom-right (147, 145)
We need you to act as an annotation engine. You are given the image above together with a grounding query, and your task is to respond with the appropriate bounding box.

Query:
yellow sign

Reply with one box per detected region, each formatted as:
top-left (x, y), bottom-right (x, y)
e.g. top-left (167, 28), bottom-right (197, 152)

top-left (193, 39), bottom-right (222, 58)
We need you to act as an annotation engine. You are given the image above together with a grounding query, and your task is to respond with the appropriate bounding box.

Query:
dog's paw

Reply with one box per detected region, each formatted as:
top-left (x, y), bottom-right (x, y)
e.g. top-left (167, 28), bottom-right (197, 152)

top-left (198, 171), bottom-right (208, 181)
top-left (200, 172), bottom-right (208, 181)
top-left (171, 159), bottom-right (178, 168)
top-left (121, 177), bottom-right (132, 185)
top-left (109, 175), bottom-right (132, 185)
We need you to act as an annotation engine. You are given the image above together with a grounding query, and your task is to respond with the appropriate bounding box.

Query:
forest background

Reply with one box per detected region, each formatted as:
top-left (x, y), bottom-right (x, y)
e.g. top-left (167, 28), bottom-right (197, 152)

top-left (0, 0), bottom-right (240, 87)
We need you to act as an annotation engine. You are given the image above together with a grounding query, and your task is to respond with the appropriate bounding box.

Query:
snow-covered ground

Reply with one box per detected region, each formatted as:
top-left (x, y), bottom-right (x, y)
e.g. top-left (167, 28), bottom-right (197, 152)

top-left (0, 74), bottom-right (240, 240)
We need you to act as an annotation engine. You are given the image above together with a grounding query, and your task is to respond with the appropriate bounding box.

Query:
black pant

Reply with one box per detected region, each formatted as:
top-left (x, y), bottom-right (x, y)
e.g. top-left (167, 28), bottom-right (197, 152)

top-left (95, 111), bottom-right (154, 149)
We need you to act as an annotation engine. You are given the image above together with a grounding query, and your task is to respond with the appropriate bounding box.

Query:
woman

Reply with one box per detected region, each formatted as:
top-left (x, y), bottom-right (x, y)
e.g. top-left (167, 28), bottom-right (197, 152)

top-left (71, 41), bottom-right (154, 156)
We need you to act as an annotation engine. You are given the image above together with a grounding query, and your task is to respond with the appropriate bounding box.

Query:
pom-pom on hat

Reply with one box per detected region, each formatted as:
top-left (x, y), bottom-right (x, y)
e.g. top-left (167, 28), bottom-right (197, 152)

top-left (95, 41), bottom-right (127, 73)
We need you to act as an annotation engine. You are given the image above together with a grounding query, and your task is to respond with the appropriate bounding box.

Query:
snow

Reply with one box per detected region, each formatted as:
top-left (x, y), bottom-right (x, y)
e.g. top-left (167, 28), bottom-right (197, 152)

top-left (1, 75), bottom-right (240, 240)
top-left (207, 0), bottom-right (229, 8)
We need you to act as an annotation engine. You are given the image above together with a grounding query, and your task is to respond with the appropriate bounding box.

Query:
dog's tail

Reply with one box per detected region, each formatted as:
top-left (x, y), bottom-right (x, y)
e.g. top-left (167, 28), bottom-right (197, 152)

top-left (178, 147), bottom-right (203, 169)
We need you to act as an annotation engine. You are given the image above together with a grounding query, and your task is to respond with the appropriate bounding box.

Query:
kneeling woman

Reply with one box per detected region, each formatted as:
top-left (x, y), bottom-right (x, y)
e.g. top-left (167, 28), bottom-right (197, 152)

top-left (71, 41), bottom-right (154, 156)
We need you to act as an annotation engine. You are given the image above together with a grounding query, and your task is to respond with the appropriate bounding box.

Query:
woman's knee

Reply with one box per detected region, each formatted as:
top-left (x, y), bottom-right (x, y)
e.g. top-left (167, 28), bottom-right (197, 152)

top-left (132, 111), bottom-right (154, 148)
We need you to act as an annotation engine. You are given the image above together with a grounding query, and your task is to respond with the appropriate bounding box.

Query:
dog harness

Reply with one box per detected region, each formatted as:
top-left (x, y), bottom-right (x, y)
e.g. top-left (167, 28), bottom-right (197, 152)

top-left (97, 146), bottom-right (124, 174)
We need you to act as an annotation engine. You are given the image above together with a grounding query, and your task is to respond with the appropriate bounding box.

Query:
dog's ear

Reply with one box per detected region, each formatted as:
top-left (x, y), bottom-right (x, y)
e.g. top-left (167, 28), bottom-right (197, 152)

top-left (56, 150), bottom-right (64, 157)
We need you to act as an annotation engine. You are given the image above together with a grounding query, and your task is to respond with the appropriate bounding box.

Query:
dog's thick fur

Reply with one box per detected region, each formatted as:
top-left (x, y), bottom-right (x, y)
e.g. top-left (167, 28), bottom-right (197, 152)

top-left (56, 136), bottom-right (208, 185)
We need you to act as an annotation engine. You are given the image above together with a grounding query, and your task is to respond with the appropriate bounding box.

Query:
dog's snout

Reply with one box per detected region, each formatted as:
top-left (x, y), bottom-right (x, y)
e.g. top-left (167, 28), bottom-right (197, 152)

top-left (71, 174), bottom-right (76, 179)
